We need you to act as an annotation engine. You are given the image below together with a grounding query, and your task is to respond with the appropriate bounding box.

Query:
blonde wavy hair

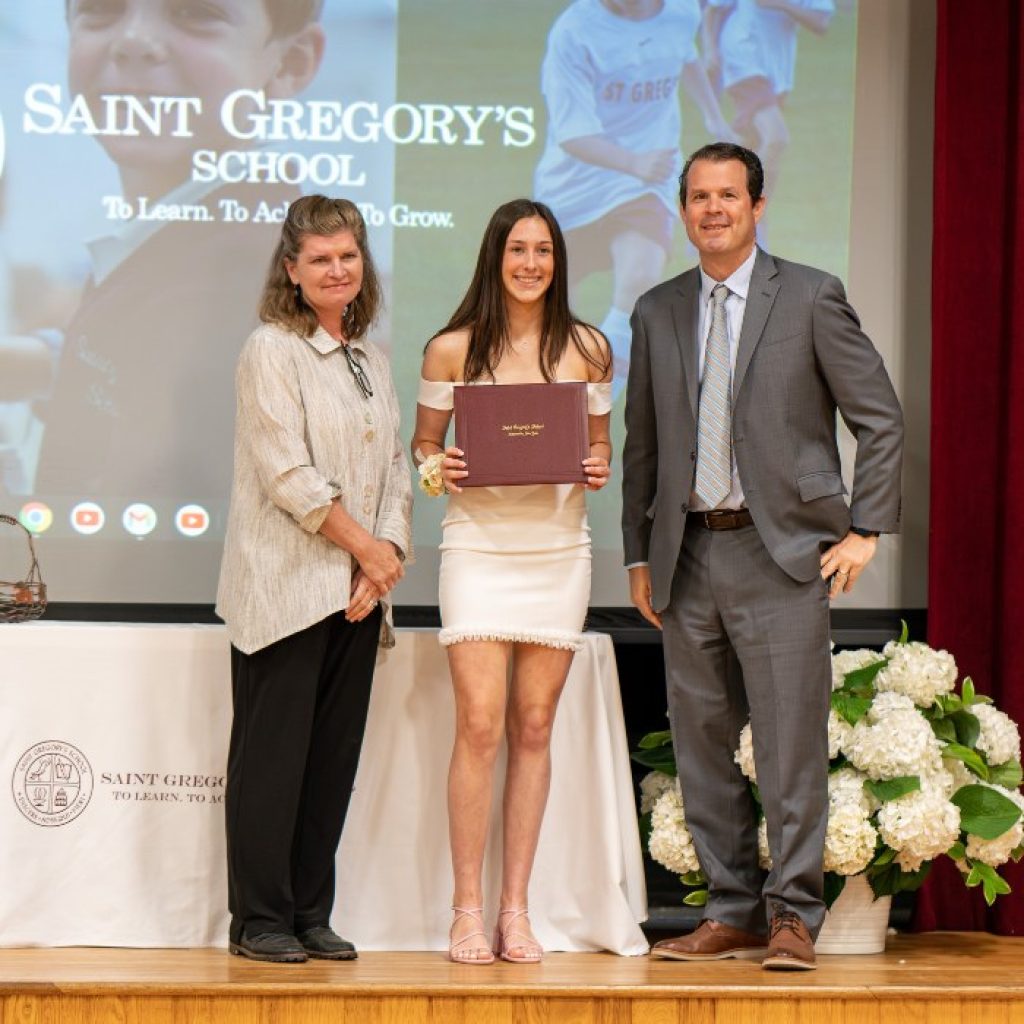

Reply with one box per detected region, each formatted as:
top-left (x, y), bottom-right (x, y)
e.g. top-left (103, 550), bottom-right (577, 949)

top-left (259, 195), bottom-right (382, 340)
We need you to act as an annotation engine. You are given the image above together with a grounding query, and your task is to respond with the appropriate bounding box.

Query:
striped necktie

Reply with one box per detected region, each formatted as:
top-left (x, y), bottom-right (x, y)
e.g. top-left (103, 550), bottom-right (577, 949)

top-left (695, 283), bottom-right (732, 508)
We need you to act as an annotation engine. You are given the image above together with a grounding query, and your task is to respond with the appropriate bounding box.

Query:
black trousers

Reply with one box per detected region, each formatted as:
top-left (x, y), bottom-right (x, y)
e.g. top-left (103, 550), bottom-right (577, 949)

top-left (225, 608), bottom-right (381, 940)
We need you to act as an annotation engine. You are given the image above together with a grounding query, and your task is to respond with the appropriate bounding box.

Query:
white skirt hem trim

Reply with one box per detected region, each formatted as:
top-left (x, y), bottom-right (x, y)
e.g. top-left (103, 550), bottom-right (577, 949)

top-left (438, 627), bottom-right (583, 651)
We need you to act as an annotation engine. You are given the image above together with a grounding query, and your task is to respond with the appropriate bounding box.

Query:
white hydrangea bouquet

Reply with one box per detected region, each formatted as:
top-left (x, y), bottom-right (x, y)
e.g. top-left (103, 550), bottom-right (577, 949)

top-left (633, 625), bottom-right (1024, 909)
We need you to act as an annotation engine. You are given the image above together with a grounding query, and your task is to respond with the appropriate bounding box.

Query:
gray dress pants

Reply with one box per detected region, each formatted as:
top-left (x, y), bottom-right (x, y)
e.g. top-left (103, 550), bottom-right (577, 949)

top-left (661, 519), bottom-right (832, 937)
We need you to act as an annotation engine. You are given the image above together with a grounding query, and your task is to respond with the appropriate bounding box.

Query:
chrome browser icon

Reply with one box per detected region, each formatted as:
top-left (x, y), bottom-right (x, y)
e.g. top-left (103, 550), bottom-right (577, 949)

top-left (18, 501), bottom-right (53, 534)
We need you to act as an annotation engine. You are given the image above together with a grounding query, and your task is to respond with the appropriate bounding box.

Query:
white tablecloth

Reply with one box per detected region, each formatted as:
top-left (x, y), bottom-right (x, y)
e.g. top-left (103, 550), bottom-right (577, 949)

top-left (0, 623), bottom-right (648, 954)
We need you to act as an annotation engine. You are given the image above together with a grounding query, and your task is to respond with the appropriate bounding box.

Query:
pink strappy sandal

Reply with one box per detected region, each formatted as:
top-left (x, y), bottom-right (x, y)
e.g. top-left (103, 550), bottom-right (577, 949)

top-left (448, 905), bottom-right (495, 965)
top-left (494, 908), bottom-right (543, 964)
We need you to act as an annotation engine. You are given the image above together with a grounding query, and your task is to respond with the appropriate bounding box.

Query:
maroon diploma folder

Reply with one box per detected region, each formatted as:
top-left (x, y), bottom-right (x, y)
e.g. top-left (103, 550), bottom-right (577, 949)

top-left (453, 382), bottom-right (589, 486)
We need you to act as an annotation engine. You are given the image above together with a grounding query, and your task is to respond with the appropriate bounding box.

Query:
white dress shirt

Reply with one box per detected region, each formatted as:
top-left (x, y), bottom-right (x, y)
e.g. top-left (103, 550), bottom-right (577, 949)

top-left (626, 245), bottom-right (757, 570)
top-left (689, 244), bottom-right (757, 512)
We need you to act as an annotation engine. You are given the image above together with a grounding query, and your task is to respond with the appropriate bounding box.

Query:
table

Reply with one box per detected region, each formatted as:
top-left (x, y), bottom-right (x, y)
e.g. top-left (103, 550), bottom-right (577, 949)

top-left (0, 623), bottom-right (648, 954)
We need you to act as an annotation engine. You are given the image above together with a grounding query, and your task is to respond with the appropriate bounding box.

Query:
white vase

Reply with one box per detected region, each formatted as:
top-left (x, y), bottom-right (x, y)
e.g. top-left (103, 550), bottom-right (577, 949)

top-left (814, 873), bottom-right (891, 954)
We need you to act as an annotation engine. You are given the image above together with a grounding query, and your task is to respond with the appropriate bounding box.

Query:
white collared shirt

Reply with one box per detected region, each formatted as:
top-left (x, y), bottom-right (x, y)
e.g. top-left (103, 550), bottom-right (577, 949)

top-left (689, 244), bottom-right (757, 512)
top-left (86, 174), bottom-right (229, 285)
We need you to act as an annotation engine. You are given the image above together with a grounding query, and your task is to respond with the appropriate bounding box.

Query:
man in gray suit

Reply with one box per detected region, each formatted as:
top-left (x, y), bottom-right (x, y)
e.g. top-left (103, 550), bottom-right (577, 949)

top-left (622, 142), bottom-right (902, 970)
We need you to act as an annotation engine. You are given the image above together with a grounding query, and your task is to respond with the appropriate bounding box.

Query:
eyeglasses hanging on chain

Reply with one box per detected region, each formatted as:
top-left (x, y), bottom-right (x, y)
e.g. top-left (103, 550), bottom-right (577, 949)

top-left (342, 343), bottom-right (373, 399)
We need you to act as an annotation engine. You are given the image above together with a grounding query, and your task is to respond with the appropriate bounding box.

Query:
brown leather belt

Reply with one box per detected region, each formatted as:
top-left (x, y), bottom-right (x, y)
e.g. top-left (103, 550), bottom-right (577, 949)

top-left (688, 508), bottom-right (753, 530)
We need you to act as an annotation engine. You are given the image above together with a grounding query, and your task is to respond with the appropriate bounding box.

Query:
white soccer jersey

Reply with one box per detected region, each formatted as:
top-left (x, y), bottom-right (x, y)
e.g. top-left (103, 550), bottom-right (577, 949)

top-left (709, 0), bottom-right (835, 95)
top-left (534, 0), bottom-right (702, 232)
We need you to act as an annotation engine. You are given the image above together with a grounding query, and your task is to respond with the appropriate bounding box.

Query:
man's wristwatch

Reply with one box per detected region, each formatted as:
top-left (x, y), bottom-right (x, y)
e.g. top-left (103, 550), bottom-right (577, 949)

top-left (850, 526), bottom-right (879, 539)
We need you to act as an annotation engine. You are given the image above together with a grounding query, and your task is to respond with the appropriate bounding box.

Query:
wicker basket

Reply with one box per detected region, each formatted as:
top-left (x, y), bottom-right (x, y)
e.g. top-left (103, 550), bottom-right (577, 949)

top-left (0, 513), bottom-right (47, 623)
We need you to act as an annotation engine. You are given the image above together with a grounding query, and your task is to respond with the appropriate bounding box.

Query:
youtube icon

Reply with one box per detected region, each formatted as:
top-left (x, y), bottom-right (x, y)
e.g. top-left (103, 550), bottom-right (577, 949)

top-left (70, 502), bottom-right (105, 535)
top-left (175, 504), bottom-right (209, 538)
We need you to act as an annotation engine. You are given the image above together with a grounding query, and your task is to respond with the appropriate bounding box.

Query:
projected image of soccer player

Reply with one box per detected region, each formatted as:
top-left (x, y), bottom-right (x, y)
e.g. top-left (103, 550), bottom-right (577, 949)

top-left (534, 0), bottom-right (733, 401)
top-left (703, 0), bottom-right (834, 229)
top-left (0, 0), bottom-right (325, 499)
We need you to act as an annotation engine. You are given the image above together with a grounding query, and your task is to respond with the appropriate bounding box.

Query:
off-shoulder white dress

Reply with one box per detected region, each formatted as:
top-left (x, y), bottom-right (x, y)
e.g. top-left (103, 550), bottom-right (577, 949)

top-left (418, 379), bottom-right (613, 651)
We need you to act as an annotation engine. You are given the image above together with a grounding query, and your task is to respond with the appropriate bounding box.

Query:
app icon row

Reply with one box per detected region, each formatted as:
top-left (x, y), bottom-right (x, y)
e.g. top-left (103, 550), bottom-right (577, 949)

top-left (18, 502), bottom-right (210, 538)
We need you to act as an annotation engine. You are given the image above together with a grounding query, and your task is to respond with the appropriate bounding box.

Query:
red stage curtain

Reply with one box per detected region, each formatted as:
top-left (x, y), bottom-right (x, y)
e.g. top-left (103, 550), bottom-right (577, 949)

top-left (914, 0), bottom-right (1024, 933)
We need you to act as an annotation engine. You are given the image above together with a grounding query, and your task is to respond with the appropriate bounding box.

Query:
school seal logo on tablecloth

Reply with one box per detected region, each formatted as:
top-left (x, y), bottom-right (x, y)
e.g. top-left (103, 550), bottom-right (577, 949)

top-left (12, 740), bottom-right (93, 827)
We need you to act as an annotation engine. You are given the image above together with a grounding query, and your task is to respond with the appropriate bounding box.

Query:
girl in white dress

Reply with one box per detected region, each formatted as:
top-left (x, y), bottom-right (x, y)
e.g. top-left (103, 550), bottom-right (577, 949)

top-left (412, 199), bottom-right (612, 964)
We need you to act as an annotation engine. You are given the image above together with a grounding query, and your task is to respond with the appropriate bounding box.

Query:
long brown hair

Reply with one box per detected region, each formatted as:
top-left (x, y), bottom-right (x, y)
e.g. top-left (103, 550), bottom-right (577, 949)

top-left (432, 199), bottom-right (609, 383)
top-left (259, 195), bottom-right (382, 340)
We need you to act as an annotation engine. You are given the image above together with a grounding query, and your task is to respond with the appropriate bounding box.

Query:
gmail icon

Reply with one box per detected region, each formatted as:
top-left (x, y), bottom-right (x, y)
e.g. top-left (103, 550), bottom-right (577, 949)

top-left (175, 504), bottom-right (209, 538)
top-left (122, 503), bottom-right (157, 537)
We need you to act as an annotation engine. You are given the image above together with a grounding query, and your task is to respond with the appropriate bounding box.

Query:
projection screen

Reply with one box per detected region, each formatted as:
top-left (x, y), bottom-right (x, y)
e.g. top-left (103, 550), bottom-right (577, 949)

top-left (0, 1), bottom-right (893, 610)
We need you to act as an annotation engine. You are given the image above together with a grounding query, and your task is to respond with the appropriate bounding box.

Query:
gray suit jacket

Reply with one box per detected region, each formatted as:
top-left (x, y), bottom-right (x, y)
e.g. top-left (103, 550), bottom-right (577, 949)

top-left (621, 248), bottom-right (903, 612)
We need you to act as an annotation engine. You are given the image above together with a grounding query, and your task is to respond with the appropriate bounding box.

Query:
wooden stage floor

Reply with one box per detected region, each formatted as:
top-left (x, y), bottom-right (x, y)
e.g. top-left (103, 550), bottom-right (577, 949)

top-left (2, 933), bottom-right (1023, 1023)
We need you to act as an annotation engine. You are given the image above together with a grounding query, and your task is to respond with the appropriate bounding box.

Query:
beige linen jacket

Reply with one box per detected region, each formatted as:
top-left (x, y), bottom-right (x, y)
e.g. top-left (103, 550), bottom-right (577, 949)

top-left (216, 322), bottom-right (412, 654)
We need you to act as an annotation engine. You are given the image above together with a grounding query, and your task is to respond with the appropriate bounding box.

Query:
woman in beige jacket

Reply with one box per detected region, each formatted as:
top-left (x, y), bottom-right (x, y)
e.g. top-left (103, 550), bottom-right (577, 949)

top-left (217, 196), bottom-right (411, 964)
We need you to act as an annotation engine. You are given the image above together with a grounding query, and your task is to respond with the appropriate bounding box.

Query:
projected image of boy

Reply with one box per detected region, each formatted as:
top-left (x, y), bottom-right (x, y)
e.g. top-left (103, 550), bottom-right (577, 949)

top-left (0, 181), bottom-right (41, 496)
top-left (65, 0), bottom-right (325, 202)
top-left (534, 0), bottom-right (733, 400)
top-left (2, 1), bottom-right (326, 499)
top-left (703, 0), bottom-right (834, 219)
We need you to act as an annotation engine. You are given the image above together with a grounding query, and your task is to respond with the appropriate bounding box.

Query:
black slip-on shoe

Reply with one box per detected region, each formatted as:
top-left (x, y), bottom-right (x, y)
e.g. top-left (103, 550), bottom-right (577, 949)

top-left (297, 926), bottom-right (358, 960)
top-left (229, 931), bottom-right (308, 963)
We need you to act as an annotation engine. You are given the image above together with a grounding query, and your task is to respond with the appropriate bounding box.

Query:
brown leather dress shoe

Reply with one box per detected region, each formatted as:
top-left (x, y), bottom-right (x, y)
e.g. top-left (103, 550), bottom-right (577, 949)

top-left (650, 919), bottom-right (768, 961)
top-left (762, 910), bottom-right (817, 971)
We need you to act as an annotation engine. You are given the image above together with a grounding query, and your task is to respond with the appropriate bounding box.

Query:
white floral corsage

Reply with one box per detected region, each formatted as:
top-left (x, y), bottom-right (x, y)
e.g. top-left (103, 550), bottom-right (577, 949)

top-left (417, 451), bottom-right (446, 497)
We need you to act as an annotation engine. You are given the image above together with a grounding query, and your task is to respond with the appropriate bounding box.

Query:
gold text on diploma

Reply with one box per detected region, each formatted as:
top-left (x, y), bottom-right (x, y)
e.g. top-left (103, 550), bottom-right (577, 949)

top-left (501, 423), bottom-right (545, 438)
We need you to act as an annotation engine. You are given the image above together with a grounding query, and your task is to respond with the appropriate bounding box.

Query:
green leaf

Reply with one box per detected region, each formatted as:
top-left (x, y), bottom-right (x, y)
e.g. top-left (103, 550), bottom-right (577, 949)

top-left (867, 860), bottom-right (930, 897)
top-left (831, 690), bottom-right (873, 726)
top-left (943, 743), bottom-right (990, 781)
top-left (638, 730), bottom-right (673, 750)
top-left (866, 865), bottom-right (897, 897)
top-left (871, 846), bottom-right (897, 867)
top-left (983, 872), bottom-right (1007, 905)
top-left (950, 710), bottom-right (981, 749)
top-left (936, 694), bottom-right (963, 715)
top-left (824, 872), bottom-right (847, 909)
top-left (681, 870), bottom-right (706, 886)
top-left (966, 861), bottom-right (1012, 906)
top-left (682, 889), bottom-right (708, 907)
top-left (958, 678), bottom-right (992, 706)
top-left (898, 619), bottom-right (909, 644)
top-left (988, 760), bottom-right (1024, 790)
top-left (929, 717), bottom-right (957, 744)
top-left (750, 782), bottom-right (762, 807)
top-left (864, 776), bottom-right (921, 803)
top-left (952, 784), bottom-right (1024, 839)
top-left (639, 812), bottom-right (652, 847)
top-left (841, 659), bottom-right (888, 696)
top-left (947, 841), bottom-right (966, 861)
top-left (630, 749), bottom-right (678, 775)
top-left (1011, 845), bottom-right (1024, 863)
top-left (900, 863), bottom-right (932, 892)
